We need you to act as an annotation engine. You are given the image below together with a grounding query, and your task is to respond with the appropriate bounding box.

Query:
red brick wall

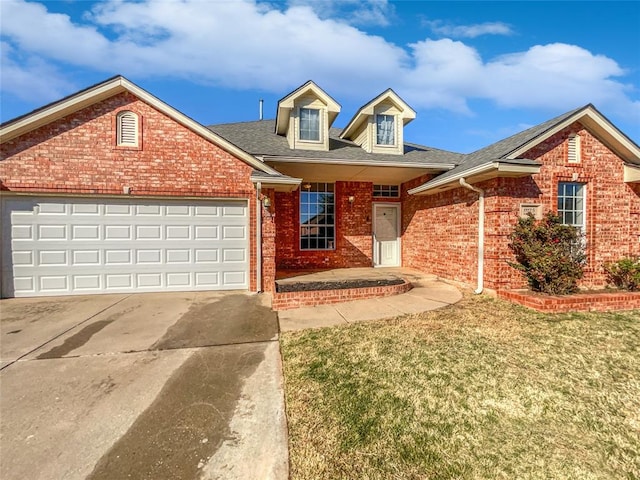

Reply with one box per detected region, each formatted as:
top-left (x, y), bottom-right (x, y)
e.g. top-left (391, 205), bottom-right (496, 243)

top-left (275, 181), bottom-right (374, 269)
top-left (402, 174), bottom-right (483, 285)
top-left (261, 188), bottom-right (277, 292)
top-left (402, 122), bottom-right (640, 290)
top-left (0, 92), bottom-right (260, 290)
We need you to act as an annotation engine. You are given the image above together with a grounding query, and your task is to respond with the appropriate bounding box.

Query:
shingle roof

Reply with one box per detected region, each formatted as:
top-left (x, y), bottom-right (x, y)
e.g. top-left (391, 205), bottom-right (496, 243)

top-left (424, 105), bottom-right (589, 185)
top-left (208, 120), bottom-right (463, 166)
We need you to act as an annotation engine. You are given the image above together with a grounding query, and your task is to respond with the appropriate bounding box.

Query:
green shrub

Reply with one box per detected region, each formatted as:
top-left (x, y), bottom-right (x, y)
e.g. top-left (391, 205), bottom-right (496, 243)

top-left (508, 212), bottom-right (586, 295)
top-left (603, 257), bottom-right (640, 291)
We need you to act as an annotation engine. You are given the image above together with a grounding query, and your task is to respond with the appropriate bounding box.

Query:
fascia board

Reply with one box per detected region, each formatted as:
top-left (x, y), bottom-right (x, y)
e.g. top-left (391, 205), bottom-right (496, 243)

top-left (407, 162), bottom-right (541, 195)
top-left (1, 76), bottom-right (279, 176)
top-left (624, 164), bottom-right (640, 183)
top-left (120, 79), bottom-right (280, 175)
top-left (1, 78), bottom-right (127, 142)
top-left (507, 107), bottom-right (640, 164)
top-left (250, 174), bottom-right (302, 185)
top-left (263, 155), bottom-right (455, 170)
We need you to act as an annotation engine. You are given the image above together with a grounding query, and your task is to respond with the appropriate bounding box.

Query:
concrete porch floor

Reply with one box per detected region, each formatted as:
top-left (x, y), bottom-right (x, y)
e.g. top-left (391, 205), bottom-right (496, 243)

top-left (276, 268), bottom-right (464, 331)
top-left (276, 267), bottom-right (404, 284)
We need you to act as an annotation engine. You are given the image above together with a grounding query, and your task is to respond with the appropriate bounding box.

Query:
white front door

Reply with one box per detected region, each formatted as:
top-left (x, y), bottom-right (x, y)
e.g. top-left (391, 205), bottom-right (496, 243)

top-left (373, 204), bottom-right (400, 267)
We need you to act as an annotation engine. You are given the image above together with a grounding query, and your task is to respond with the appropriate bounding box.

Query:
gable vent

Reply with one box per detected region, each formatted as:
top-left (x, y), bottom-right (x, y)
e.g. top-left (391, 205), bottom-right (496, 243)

top-left (117, 111), bottom-right (139, 147)
top-left (568, 134), bottom-right (581, 163)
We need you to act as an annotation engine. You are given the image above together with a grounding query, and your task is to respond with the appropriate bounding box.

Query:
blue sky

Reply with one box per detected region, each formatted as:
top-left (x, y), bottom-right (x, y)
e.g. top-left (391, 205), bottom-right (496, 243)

top-left (1, 0), bottom-right (639, 153)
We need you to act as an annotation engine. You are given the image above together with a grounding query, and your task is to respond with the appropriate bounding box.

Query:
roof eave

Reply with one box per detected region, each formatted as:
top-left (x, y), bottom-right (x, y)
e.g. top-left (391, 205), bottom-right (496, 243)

top-left (408, 161), bottom-right (541, 196)
top-left (624, 164), bottom-right (640, 183)
top-left (0, 76), bottom-right (280, 176)
top-left (250, 174), bottom-right (302, 192)
top-left (262, 155), bottom-right (455, 170)
top-left (506, 105), bottom-right (640, 165)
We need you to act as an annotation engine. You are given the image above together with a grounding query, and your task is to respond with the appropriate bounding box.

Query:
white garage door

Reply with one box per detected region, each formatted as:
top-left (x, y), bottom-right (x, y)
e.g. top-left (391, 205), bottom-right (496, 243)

top-left (1, 196), bottom-right (249, 297)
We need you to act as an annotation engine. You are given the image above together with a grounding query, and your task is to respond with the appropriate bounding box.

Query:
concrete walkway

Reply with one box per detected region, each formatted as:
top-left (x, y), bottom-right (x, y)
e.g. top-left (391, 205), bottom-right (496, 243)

top-left (278, 268), bottom-right (463, 332)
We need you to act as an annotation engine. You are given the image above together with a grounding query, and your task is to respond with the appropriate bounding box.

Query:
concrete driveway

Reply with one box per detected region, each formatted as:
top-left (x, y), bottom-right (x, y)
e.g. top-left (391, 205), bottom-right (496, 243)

top-left (0, 292), bottom-right (288, 480)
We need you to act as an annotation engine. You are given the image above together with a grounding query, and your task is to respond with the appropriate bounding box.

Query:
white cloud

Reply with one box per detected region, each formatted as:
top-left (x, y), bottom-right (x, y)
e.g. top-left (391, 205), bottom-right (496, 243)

top-left (0, 41), bottom-right (74, 103)
top-left (0, 0), bottom-right (637, 121)
top-left (286, 0), bottom-right (396, 27)
top-left (423, 19), bottom-right (513, 38)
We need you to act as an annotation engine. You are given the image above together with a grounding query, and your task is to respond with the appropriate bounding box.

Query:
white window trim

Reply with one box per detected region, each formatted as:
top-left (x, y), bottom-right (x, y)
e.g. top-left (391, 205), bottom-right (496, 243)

top-left (558, 181), bottom-right (587, 234)
top-left (298, 107), bottom-right (322, 144)
top-left (116, 111), bottom-right (139, 147)
top-left (375, 114), bottom-right (396, 147)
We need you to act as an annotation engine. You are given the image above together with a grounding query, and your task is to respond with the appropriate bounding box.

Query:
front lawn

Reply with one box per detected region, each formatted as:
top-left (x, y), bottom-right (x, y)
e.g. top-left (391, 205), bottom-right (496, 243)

top-left (281, 295), bottom-right (640, 479)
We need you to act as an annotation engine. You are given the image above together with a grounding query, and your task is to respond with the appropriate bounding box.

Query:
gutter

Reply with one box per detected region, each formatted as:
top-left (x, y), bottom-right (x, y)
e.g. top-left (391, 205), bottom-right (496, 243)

top-left (408, 161), bottom-right (540, 195)
top-left (459, 178), bottom-right (484, 294)
top-left (262, 155), bottom-right (456, 170)
top-left (256, 182), bottom-right (262, 293)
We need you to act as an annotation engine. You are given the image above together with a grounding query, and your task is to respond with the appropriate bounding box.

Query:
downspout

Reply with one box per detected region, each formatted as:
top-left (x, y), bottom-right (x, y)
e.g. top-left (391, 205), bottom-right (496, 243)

top-left (459, 178), bottom-right (484, 294)
top-left (256, 182), bottom-right (262, 293)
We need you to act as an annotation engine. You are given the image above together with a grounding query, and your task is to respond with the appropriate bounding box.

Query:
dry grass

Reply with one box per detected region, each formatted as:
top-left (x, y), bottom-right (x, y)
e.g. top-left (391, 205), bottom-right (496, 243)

top-left (280, 294), bottom-right (640, 479)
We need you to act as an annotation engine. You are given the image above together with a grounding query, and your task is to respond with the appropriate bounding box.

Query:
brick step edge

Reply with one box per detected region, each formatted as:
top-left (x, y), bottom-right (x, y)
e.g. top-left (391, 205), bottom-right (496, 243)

top-left (272, 280), bottom-right (413, 311)
top-left (497, 289), bottom-right (640, 313)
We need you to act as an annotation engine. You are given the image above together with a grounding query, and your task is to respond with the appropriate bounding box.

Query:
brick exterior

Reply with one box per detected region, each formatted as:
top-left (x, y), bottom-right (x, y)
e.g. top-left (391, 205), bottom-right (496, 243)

top-left (0, 92), bottom-right (261, 291)
top-left (401, 123), bottom-right (640, 291)
top-left (3, 90), bottom-right (636, 299)
top-left (272, 279), bottom-right (412, 310)
top-left (498, 289), bottom-right (640, 313)
top-left (275, 181), bottom-right (376, 269)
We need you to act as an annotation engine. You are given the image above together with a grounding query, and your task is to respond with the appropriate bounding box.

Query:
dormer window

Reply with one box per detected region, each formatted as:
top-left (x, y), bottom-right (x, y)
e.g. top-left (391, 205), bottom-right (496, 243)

top-left (340, 89), bottom-right (415, 155)
top-left (300, 108), bottom-right (320, 142)
top-left (116, 111), bottom-right (139, 147)
top-left (376, 114), bottom-right (395, 146)
top-left (274, 81), bottom-right (341, 152)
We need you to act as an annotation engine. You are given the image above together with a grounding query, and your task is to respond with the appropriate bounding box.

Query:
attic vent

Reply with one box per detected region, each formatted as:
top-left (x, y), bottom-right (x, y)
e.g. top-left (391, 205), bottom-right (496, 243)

top-left (117, 111), bottom-right (139, 147)
top-left (519, 203), bottom-right (543, 220)
top-left (567, 134), bottom-right (581, 163)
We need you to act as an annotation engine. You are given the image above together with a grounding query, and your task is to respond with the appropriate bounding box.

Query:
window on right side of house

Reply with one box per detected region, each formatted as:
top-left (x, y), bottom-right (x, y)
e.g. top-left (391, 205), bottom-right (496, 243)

top-left (557, 182), bottom-right (585, 231)
top-left (376, 114), bottom-right (395, 145)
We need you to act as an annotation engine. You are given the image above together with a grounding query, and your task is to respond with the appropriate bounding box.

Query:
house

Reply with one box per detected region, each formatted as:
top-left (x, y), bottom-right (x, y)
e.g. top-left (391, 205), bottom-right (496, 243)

top-left (1, 76), bottom-right (639, 298)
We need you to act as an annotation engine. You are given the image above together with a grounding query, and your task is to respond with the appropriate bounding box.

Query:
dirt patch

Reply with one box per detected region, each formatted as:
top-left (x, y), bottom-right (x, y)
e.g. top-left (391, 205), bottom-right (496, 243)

top-left (276, 278), bottom-right (405, 293)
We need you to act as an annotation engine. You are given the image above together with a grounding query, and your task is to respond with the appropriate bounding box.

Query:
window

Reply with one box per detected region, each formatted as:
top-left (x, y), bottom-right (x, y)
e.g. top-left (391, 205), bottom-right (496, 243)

top-left (376, 114), bottom-right (395, 145)
top-left (117, 111), bottom-right (139, 147)
top-left (373, 185), bottom-right (399, 197)
top-left (300, 182), bottom-right (334, 250)
top-left (568, 134), bottom-right (581, 163)
top-left (299, 108), bottom-right (320, 141)
top-left (558, 182), bottom-right (585, 231)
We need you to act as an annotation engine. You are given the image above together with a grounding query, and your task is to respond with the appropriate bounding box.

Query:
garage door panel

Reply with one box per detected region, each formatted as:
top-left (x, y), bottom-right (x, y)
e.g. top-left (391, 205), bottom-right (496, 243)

top-left (2, 197), bottom-right (249, 297)
top-left (71, 203), bottom-right (100, 215)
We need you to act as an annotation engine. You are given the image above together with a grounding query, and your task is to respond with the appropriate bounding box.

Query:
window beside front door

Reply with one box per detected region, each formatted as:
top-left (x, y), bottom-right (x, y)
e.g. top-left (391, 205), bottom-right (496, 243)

top-left (300, 182), bottom-right (335, 250)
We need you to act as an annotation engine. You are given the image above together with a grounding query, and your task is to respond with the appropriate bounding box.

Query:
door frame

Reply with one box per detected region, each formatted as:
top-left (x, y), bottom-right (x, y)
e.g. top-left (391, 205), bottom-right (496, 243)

top-left (372, 202), bottom-right (401, 267)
